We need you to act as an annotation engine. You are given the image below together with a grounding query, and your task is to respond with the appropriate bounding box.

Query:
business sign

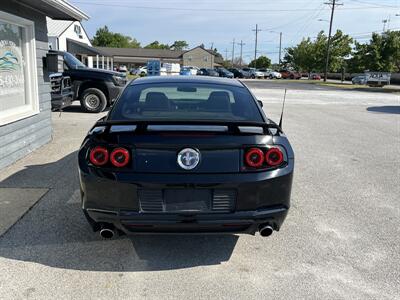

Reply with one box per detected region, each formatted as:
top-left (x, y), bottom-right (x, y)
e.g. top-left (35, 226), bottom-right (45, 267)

top-left (365, 72), bottom-right (391, 87)
top-left (0, 22), bottom-right (26, 110)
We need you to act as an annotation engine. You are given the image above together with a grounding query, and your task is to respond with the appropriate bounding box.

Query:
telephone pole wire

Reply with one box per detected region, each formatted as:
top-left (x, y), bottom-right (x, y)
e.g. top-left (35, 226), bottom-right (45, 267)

top-left (252, 24), bottom-right (262, 68)
top-left (237, 40), bottom-right (246, 67)
top-left (324, 0), bottom-right (342, 82)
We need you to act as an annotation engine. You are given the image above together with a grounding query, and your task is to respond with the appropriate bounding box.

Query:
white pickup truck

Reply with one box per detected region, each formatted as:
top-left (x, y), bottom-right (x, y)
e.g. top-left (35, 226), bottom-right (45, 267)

top-left (365, 72), bottom-right (391, 87)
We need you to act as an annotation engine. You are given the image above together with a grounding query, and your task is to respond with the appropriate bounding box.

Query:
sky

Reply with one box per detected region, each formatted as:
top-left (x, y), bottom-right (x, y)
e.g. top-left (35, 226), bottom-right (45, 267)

top-left (71, 0), bottom-right (400, 64)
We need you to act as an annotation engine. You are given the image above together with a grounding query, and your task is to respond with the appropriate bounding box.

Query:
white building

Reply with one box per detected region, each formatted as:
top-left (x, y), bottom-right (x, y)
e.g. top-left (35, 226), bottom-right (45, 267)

top-left (47, 17), bottom-right (91, 51)
top-left (46, 17), bottom-right (112, 69)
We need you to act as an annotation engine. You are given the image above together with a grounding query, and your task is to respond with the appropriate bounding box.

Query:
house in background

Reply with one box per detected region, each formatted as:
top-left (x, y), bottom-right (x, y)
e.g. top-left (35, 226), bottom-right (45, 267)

top-left (95, 45), bottom-right (223, 69)
top-left (46, 16), bottom-right (108, 68)
top-left (47, 17), bottom-right (91, 51)
top-left (0, 0), bottom-right (88, 170)
top-left (182, 46), bottom-right (219, 68)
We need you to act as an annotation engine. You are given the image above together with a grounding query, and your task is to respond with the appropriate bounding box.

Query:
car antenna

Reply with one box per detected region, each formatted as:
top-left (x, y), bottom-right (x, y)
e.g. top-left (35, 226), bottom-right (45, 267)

top-left (278, 89), bottom-right (287, 129)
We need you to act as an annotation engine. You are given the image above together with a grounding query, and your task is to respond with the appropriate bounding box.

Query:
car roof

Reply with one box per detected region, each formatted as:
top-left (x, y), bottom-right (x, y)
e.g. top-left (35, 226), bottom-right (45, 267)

top-left (130, 76), bottom-right (244, 87)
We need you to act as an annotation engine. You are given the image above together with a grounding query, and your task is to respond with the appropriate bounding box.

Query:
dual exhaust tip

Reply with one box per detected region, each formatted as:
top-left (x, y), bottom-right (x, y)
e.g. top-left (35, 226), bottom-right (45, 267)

top-left (99, 223), bottom-right (274, 238)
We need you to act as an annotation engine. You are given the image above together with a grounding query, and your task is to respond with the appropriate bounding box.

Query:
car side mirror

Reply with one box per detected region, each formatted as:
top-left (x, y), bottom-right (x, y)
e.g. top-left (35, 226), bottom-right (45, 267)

top-left (257, 100), bottom-right (263, 107)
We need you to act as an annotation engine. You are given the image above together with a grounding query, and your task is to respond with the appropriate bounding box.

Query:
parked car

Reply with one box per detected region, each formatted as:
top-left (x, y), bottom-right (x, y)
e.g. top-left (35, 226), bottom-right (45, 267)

top-left (48, 50), bottom-right (127, 113)
top-left (118, 65), bottom-right (127, 72)
top-left (132, 66), bottom-right (147, 76)
top-left (365, 72), bottom-right (391, 87)
top-left (184, 66), bottom-right (200, 76)
top-left (260, 69), bottom-right (282, 79)
top-left (243, 67), bottom-right (264, 79)
top-left (79, 76), bottom-right (294, 238)
top-left (179, 67), bottom-right (192, 76)
top-left (257, 68), bottom-right (269, 79)
top-left (228, 68), bottom-right (250, 79)
top-left (197, 68), bottom-right (220, 77)
top-left (310, 73), bottom-right (321, 80)
top-left (216, 68), bottom-right (234, 78)
top-left (352, 75), bottom-right (368, 85)
top-left (280, 70), bottom-right (302, 79)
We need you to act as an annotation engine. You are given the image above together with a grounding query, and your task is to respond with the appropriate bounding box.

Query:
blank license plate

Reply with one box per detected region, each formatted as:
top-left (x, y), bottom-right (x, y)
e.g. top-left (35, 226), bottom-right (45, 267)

top-left (164, 189), bottom-right (211, 211)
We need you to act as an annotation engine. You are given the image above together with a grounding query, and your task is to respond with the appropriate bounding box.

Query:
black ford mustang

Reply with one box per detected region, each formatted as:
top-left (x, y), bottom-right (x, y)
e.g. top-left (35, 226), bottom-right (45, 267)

top-left (78, 76), bottom-right (294, 238)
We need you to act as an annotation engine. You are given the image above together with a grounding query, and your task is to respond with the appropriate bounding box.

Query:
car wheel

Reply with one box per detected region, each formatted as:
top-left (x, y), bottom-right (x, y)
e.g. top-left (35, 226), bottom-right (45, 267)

top-left (269, 75), bottom-right (273, 79)
top-left (290, 75), bottom-right (294, 79)
top-left (81, 88), bottom-right (107, 113)
top-left (251, 75), bottom-right (255, 79)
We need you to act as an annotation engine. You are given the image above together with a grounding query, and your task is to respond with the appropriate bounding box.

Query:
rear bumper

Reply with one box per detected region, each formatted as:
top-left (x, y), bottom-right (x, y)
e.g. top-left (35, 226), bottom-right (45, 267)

top-left (79, 165), bottom-right (293, 235)
top-left (85, 206), bottom-right (288, 235)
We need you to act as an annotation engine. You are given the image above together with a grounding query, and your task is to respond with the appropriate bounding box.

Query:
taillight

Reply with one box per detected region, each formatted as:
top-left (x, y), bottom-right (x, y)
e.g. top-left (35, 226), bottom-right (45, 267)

top-left (110, 148), bottom-right (130, 168)
top-left (245, 148), bottom-right (264, 168)
top-left (89, 146), bottom-right (109, 166)
top-left (265, 147), bottom-right (284, 166)
top-left (244, 146), bottom-right (285, 170)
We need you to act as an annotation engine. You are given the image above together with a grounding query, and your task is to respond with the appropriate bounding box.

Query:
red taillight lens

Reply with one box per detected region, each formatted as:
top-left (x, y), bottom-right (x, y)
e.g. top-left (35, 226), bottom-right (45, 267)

top-left (110, 148), bottom-right (130, 168)
top-left (89, 146), bottom-right (109, 166)
top-left (265, 147), bottom-right (284, 166)
top-left (245, 148), bottom-right (264, 168)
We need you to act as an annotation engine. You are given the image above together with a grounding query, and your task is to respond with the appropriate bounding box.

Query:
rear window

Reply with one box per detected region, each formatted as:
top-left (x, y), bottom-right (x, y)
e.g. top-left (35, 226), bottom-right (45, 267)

top-left (109, 82), bottom-right (263, 122)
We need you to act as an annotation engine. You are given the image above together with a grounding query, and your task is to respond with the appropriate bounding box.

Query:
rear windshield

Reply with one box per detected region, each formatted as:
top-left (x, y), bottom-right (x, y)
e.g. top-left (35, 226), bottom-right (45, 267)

top-left (109, 82), bottom-right (263, 122)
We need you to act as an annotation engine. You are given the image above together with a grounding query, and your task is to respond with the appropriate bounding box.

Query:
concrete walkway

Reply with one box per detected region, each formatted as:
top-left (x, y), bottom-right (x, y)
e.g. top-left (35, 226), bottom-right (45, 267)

top-left (0, 105), bottom-right (106, 236)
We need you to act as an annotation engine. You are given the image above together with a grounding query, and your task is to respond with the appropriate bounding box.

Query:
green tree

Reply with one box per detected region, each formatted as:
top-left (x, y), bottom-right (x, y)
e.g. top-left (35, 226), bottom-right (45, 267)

top-left (348, 30), bottom-right (400, 73)
top-left (144, 41), bottom-right (170, 49)
top-left (248, 56), bottom-right (271, 68)
top-left (91, 26), bottom-right (140, 48)
top-left (284, 30), bottom-right (352, 73)
top-left (170, 40), bottom-right (189, 50)
top-left (284, 38), bottom-right (316, 72)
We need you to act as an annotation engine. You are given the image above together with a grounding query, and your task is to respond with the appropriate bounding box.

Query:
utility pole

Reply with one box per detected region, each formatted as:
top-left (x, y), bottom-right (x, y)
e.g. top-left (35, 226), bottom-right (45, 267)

top-left (210, 42), bottom-right (214, 50)
top-left (252, 24), bottom-right (262, 68)
top-left (323, 0), bottom-right (342, 82)
top-left (224, 49), bottom-right (228, 61)
top-left (382, 16), bottom-right (391, 31)
top-left (237, 40), bottom-right (246, 67)
top-left (279, 32), bottom-right (282, 65)
top-left (382, 19), bottom-right (388, 31)
top-left (231, 38), bottom-right (235, 66)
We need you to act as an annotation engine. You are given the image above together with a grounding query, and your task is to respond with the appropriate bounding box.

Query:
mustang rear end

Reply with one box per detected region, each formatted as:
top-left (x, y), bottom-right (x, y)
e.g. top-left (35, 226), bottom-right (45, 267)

top-left (78, 76), bottom-right (294, 238)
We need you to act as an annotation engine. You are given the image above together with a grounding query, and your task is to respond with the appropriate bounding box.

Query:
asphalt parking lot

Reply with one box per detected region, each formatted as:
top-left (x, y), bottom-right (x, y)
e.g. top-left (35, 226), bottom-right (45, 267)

top-left (0, 81), bottom-right (399, 299)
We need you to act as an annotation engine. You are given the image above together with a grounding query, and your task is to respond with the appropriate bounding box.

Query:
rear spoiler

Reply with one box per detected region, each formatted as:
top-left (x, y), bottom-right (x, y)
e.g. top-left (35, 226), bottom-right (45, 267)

top-left (94, 120), bottom-right (283, 135)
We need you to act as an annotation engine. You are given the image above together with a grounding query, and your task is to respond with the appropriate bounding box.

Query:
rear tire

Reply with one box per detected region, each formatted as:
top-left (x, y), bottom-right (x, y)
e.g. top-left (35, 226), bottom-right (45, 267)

top-left (80, 88), bottom-right (107, 113)
top-left (251, 75), bottom-right (255, 79)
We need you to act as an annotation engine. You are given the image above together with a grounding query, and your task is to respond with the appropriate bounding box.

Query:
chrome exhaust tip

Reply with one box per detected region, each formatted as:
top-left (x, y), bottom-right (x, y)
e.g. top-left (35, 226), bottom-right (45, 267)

top-left (99, 225), bottom-right (115, 239)
top-left (259, 224), bottom-right (274, 237)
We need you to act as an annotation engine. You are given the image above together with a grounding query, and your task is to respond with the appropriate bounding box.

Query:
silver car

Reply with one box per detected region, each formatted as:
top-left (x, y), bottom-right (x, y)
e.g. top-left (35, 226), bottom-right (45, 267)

top-left (352, 75), bottom-right (367, 85)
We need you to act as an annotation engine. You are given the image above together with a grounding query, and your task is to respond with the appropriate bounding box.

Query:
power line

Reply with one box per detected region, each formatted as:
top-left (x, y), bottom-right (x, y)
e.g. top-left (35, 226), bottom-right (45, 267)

top-left (72, 2), bottom-right (397, 13)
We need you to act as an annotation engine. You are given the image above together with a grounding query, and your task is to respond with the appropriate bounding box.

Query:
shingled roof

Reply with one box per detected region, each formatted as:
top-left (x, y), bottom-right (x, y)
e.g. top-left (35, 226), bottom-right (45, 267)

top-left (95, 47), bottom-right (184, 59)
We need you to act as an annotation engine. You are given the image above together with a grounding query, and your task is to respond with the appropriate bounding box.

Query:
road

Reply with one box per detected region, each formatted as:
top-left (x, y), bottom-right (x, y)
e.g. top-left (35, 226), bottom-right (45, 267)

top-left (0, 81), bottom-right (399, 299)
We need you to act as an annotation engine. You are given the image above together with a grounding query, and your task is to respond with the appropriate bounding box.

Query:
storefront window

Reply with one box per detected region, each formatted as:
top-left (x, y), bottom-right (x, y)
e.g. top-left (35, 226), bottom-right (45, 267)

top-left (0, 11), bottom-right (38, 126)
